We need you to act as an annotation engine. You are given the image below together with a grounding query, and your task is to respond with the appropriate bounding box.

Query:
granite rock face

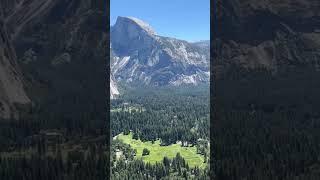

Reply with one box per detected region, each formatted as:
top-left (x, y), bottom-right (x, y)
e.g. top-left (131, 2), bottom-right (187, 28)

top-left (110, 76), bottom-right (119, 99)
top-left (0, 19), bottom-right (30, 119)
top-left (111, 16), bottom-right (210, 87)
top-left (213, 0), bottom-right (320, 78)
top-left (0, 0), bottom-right (107, 114)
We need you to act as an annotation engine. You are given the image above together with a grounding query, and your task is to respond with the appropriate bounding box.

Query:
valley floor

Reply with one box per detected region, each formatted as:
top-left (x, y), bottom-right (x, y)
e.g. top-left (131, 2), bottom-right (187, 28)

top-left (115, 132), bottom-right (207, 168)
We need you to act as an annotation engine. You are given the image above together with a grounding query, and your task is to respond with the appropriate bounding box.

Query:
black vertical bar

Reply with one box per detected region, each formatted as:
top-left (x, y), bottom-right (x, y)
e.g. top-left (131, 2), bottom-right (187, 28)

top-left (105, 0), bottom-right (111, 179)
top-left (210, 0), bottom-right (217, 178)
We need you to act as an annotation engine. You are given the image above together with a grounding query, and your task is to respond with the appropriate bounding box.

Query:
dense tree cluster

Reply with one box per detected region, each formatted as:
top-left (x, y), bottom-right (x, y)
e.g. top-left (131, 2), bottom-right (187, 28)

top-left (0, 79), bottom-right (108, 179)
top-left (142, 148), bottom-right (150, 156)
top-left (0, 144), bottom-right (107, 180)
top-left (111, 85), bottom-right (210, 145)
top-left (213, 66), bottom-right (320, 179)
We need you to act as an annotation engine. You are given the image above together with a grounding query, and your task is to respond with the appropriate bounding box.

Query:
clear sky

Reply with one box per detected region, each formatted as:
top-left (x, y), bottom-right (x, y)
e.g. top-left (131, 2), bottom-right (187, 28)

top-left (110, 0), bottom-right (210, 42)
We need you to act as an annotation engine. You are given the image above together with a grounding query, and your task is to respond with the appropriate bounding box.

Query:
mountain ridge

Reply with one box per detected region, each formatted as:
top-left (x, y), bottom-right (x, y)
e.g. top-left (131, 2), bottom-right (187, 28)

top-left (213, 0), bottom-right (320, 78)
top-left (110, 16), bottom-right (210, 98)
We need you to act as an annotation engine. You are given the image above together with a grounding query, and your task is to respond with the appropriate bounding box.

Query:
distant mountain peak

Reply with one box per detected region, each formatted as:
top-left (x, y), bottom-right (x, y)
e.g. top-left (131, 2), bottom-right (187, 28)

top-left (110, 16), bottom-right (210, 93)
top-left (192, 40), bottom-right (210, 48)
top-left (115, 16), bottom-right (156, 35)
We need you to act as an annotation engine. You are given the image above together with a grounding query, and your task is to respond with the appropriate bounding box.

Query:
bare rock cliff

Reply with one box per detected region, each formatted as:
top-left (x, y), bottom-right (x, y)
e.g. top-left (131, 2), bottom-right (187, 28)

top-left (0, 19), bottom-right (30, 119)
top-left (213, 0), bottom-right (320, 77)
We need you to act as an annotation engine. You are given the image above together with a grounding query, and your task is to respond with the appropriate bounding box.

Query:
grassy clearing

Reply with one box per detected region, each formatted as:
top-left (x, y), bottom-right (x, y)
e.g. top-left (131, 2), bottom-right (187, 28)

top-left (116, 132), bottom-right (207, 168)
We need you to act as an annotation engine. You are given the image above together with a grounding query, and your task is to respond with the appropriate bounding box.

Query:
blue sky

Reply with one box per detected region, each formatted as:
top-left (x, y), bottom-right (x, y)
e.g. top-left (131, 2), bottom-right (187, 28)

top-left (110, 0), bottom-right (210, 42)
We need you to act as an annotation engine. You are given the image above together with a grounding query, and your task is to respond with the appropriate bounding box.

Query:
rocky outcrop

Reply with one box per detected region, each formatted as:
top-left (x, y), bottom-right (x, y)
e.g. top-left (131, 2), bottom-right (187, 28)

top-left (110, 77), bottom-right (119, 99)
top-left (213, 0), bottom-right (320, 78)
top-left (111, 16), bottom-right (209, 86)
top-left (0, 19), bottom-right (30, 119)
top-left (1, 0), bottom-right (57, 39)
top-left (0, 0), bottom-right (107, 115)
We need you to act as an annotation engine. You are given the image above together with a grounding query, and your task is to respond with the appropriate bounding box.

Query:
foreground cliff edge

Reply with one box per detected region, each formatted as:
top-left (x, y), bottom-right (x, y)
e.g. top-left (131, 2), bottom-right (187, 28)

top-left (0, 18), bottom-right (30, 119)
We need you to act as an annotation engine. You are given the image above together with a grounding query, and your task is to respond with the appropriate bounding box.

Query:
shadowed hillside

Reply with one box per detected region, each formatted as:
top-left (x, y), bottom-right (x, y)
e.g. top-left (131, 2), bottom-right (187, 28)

top-left (0, 1), bottom-right (108, 179)
top-left (212, 0), bottom-right (320, 179)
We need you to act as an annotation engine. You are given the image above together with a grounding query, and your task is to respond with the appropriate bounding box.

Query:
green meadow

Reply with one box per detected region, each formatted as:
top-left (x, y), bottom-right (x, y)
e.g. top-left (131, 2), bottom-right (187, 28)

top-left (116, 133), bottom-right (207, 168)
